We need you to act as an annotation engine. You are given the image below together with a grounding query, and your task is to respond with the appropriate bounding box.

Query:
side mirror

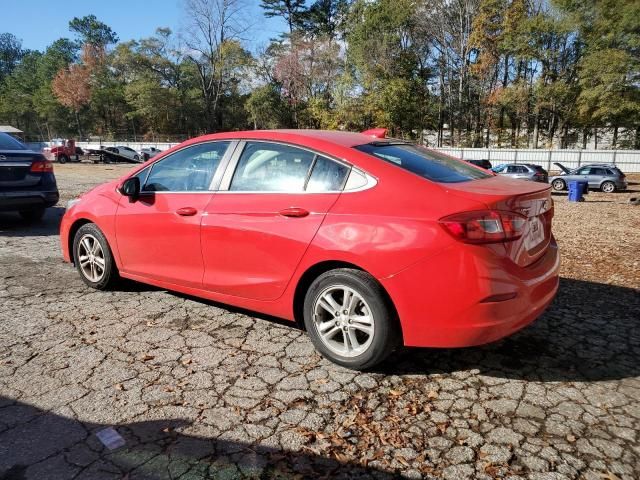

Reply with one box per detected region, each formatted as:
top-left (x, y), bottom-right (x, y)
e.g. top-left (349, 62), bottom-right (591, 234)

top-left (120, 177), bottom-right (140, 200)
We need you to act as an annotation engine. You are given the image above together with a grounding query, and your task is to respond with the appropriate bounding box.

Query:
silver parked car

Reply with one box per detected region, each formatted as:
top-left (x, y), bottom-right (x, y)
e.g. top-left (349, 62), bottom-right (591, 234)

top-left (491, 163), bottom-right (548, 183)
top-left (549, 163), bottom-right (627, 193)
top-left (140, 147), bottom-right (163, 161)
top-left (113, 146), bottom-right (141, 162)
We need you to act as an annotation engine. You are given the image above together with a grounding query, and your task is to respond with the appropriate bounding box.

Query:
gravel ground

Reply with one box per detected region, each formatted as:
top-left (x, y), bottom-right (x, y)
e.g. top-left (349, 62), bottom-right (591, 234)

top-left (1, 163), bottom-right (639, 480)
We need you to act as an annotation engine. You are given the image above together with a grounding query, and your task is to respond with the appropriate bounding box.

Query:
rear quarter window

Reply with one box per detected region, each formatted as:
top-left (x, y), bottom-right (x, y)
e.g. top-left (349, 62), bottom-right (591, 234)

top-left (354, 143), bottom-right (491, 183)
top-left (0, 133), bottom-right (26, 150)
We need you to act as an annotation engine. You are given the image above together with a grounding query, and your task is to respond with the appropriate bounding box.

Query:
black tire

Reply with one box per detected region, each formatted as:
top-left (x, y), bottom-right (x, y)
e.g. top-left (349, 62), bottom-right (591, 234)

top-left (600, 181), bottom-right (615, 193)
top-left (72, 223), bottom-right (119, 290)
top-left (58, 154), bottom-right (68, 164)
top-left (133, 155), bottom-right (139, 161)
top-left (551, 179), bottom-right (565, 191)
top-left (18, 208), bottom-right (45, 222)
top-left (303, 268), bottom-right (400, 370)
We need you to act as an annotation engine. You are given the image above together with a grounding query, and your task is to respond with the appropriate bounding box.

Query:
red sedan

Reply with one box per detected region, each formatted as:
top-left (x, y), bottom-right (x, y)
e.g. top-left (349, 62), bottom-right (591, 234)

top-left (60, 130), bottom-right (559, 369)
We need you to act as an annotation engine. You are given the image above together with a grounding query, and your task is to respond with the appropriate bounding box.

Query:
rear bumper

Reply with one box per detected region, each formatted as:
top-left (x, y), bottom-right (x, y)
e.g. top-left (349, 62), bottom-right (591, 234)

top-left (0, 190), bottom-right (59, 212)
top-left (381, 238), bottom-right (560, 348)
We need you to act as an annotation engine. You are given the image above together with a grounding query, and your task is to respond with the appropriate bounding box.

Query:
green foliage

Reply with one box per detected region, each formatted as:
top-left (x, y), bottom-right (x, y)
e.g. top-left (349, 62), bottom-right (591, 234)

top-left (0, 3), bottom-right (638, 145)
top-left (0, 33), bottom-right (24, 82)
top-left (69, 15), bottom-right (119, 47)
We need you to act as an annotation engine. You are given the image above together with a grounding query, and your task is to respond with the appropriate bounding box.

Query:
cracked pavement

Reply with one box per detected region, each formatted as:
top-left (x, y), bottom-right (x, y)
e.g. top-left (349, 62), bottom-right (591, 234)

top-left (0, 164), bottom-right (639, 479)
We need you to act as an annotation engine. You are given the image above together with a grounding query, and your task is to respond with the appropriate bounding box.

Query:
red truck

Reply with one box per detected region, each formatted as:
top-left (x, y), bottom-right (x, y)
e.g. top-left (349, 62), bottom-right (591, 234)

top-left (43, 138), bottom-right (82, 163)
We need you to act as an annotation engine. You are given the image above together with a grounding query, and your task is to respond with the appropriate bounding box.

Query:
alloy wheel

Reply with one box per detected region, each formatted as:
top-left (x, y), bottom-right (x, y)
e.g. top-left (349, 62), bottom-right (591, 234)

top-left (601, 182), bottom-right (615, 193)
top-left (313, 285), bottom-right (375, 357)
top-left (77, 234), bottom-right (106, 283)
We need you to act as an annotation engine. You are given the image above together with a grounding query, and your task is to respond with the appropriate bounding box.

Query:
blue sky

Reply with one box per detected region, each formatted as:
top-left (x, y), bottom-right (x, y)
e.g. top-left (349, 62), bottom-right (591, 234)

top-left (4, 0), bottom-right (287, 52)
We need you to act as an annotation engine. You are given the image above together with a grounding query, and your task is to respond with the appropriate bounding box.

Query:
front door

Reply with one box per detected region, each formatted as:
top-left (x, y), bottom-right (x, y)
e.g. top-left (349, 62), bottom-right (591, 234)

top-left (201, 141), bottom-right (351, 300)
top-left (115, 141), bottom-right (233, 287)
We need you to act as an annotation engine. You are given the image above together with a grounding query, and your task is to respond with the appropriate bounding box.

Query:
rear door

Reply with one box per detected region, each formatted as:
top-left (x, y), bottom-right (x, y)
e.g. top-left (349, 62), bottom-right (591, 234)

top-left (201, 141), bottom-right (350, 300)
top-left (588, 167), bottom-right (608, 188)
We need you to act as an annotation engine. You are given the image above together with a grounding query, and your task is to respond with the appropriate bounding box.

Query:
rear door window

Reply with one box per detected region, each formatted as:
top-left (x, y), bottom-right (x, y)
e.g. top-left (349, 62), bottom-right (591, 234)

top-left (354, 143), bottom-right (491, 183)
top-left (229, 142), bottom-right (315, 192)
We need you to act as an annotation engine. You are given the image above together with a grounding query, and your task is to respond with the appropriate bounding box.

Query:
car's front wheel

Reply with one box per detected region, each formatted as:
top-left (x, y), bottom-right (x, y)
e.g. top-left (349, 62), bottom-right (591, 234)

top-left (303, 268), bottom-right (400, 370)
top-left (552, 179), bottom-right (565, 191)
top-left (600, 181), bottom-right (615, 193)
top-left (72, 223), bottom-right (118, 289)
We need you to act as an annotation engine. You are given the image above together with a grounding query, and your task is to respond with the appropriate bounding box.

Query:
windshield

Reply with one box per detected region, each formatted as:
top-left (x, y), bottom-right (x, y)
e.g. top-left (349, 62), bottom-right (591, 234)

top-left (354, 143), bottom-right (492, 183)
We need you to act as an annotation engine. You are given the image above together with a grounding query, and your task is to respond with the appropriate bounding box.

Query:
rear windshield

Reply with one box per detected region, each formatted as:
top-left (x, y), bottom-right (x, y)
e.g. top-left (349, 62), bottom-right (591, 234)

top-left (0, 133), bottom-right (26, 150)
top-left (354, 143), bottom-right (491, 183)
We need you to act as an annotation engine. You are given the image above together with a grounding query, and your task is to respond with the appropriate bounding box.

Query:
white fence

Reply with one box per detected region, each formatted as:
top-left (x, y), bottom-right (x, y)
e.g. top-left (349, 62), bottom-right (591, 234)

top-left (433, 148), bottom-right (640, 173)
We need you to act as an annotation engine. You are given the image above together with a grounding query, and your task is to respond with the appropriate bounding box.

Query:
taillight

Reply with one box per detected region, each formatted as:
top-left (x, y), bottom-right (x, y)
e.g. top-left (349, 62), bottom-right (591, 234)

top-left (439, 210), bottom-right (527, 244)
top-left (30, 160), bottom-right (54, 173)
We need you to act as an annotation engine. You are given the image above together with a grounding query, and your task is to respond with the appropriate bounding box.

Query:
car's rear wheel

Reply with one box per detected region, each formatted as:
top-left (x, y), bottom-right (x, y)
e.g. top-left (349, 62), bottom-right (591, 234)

top-left (58, 154), bottom-right (68, 164)
top-left (73, 223), bottom-right (118, 290)
top-left (133, 155), bottom-right (139, 161)
top-left (303, 268), bottom-right (400, 370)
top-left (19, 208), bottom-right (45, 222)
top-left (601, 181), bottom-right (615, 193)
top-left (552, 179), bottom-right (565, 191)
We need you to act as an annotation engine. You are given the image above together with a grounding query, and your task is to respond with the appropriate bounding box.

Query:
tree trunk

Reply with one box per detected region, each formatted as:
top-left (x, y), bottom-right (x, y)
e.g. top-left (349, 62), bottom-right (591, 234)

top-left (594, 127), bottom-right (598, 149)
top-left (533, 112), bottom-right (539, 149)
top-left (612, 126), bottom-right (618, 149)
top-left (74, 111), bottom-right (83, 140)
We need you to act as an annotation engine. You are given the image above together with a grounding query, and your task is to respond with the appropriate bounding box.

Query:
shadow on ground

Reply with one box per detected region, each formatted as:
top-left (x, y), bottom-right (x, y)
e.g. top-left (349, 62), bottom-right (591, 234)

top-left (0, 397), bottom-right (392, 480)
top-left (376, 277), bottom-right (640, 382)
top-left (0, 207), bottom-right (65, 237)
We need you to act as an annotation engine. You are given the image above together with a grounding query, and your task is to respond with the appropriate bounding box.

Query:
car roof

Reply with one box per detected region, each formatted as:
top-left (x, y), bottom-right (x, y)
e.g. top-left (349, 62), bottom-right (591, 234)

top-left (193, 129), bottom-right (380, 148)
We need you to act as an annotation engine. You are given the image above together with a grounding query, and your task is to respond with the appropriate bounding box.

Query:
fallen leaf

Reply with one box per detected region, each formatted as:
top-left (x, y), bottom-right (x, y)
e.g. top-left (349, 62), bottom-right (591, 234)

top-left (389, 389), bottom-right (403, 397)
top-left (181, 358), bottom-right (192, 365)
top-left (141, 354), bottom-right (154, 361)
top-left (427, 390), bottom-right (438, 399)
top-left (114, 383), bottom-right (124, 391)
top-left (600, 472), bottom-right (620, 480)
top-left (566, 434), bottom-right (576, 443)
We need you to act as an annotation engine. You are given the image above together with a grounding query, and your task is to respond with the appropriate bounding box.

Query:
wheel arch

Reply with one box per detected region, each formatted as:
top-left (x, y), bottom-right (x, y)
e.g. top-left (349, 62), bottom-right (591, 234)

top-left (292, 260), bottom-right (402, 341)
top-left (67, 218), bottom-right (95, 264)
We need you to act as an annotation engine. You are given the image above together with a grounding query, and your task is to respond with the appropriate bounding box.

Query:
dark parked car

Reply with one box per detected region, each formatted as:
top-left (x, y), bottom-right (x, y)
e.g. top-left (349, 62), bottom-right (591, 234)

top-left (549, 163), bottom-right (627, 193)
top-left (0, 132), bottom-right (59, 220)
top-left (491, 163), bottom-right (548, 183)
top-left (465, 159), bottom-right (492, 169)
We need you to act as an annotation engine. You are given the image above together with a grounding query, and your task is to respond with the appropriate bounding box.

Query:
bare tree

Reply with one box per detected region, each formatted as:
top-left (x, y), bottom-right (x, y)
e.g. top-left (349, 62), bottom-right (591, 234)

top-left (181, 0), bottom-right (249, 131)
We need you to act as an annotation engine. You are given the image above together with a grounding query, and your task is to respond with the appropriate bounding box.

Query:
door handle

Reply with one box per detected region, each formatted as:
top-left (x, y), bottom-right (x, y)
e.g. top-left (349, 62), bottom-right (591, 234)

top-left (176, 207), bottom-right (197, 216)
top-left (279, 207), bottom-right (309, 218)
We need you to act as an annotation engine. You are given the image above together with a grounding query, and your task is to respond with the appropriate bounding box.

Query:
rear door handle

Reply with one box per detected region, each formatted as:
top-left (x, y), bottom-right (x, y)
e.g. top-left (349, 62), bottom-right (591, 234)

top-left (176, 207), bottom-right (197, 216)
top-left (279, 207), bottom-right (309, 218)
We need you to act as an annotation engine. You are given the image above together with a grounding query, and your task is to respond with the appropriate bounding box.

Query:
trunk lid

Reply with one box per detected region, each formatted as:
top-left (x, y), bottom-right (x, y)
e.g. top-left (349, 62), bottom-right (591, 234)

top-left (443, 176), bottom-right (554, 267)
top-left (0, 150), bottom-right (45, 188)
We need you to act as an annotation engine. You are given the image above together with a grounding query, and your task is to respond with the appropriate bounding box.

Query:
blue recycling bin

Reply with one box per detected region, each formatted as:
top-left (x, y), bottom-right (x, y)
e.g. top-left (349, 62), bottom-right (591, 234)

top-left (568, 181), bottom-right (584, 202)
top-left (578, 181), bottom-right (589, 195)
